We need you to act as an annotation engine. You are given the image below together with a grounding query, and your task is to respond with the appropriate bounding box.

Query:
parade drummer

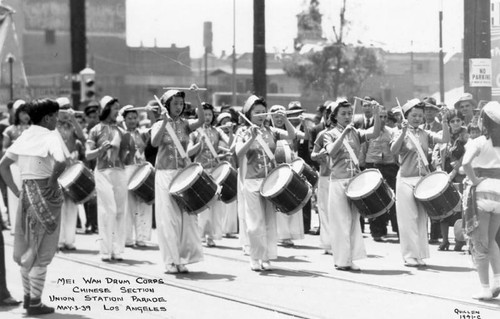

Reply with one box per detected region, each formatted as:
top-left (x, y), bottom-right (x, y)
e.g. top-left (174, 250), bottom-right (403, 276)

top-left (310, 102), bottom-right (333, 255)
top-left (120, 105), bottom-right (152, 248)
top-left (462, 101), bottom-right (500, 301)
top-left (324, 99), bottom-right (380, 271)
top-left (390, 99), bottom-right (449, 267)
top-left (55, 97), bottom-right (86, 251)
top-left (150, 89), bottom-right (205, 274)
top-left (187, 102), bottom-right (233, 247)
top-left (269, 104), bottom-right (305, 248)
top-left (215, 112), bottom-right (238, 238)
top-left (86, 96), bottom-right (130, 262)
top-left (234, 95), bottom-right (295, 271)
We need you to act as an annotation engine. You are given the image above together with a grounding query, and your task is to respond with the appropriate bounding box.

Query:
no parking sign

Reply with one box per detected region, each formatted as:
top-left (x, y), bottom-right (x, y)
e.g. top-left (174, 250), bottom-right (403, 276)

top-left (469, 58), bottom-right (492, 87)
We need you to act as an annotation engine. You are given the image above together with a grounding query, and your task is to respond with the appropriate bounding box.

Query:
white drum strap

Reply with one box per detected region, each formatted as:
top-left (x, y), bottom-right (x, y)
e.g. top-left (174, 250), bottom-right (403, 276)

top-left (55, 130), bottom-right (71, 159)
top-left (256, 134), bottom-right (275, 162)
top-left (199, 128), bottom-right (219, 162)
top-left (406, 130), bottom-right (429, 166)
top-left (165, 122), bottom-right (188, 159)
top-left (332, 128), bottom-right (359, 167)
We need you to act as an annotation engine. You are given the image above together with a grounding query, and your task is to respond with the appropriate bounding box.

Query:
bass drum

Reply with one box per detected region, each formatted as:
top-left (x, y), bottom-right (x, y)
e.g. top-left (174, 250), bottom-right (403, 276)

top-left (260, 164), bottom-right (311, 215)
top-left (58, 161), bottom-right (95, 204)
top-left (345, 169), bottom-right (394, 219)
top-left (128, 163), bottom-right (155, 204)
top-left (211, 161), bottom-right (238, 203)
top-left (169, 163), bottom-right (218, 214)
top-left (291, 157), bottom-right (318, 188)
top-left (413, 171), bottom-right (461, 220)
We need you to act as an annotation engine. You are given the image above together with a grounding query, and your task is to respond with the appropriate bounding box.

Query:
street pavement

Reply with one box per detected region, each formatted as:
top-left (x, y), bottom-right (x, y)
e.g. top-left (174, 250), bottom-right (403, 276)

top-left (1, 218), bottom-right (500, 319)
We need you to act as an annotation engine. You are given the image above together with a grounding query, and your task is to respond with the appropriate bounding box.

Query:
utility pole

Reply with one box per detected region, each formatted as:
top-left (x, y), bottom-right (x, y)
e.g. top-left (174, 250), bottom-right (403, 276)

top-left (6, 53), bottom-right (15, 100)
top-left (463, 0), bottom-right (492, 102)
top-left (253, 0), bottom-right (266, 98)
top-left (438, 0), bottom-right (445, 104)
top-left (232, 0), bottom-right (237, 106)
top-left (70, 0), bottom-right (86, 109)
top-left (203, 21), bottom-right (212, 99)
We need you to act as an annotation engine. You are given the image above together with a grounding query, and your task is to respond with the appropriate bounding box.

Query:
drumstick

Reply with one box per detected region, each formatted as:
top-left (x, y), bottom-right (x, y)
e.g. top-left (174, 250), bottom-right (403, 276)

top-left (253, 110), bottom-right (303, 117)
top-left (154, 95), bottom-right (172, 120)
top-left (60, 109), bottom-right (84, 115)
top-left (237, 111), bottom-right (256, 127)
top-left (395, 97), bottom-right (405, 121)
top-left (354, 96), bottom-right (373, 104)
top-left (163, 86), bottom-right (207, 91)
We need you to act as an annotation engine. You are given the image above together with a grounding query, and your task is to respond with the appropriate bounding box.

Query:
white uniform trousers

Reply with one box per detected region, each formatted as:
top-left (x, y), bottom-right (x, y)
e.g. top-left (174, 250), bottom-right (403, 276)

top-left (58, 195), bottom-right (78, 247)
top-left (7, 163), bottom-right (21, 234)
top-left (395, 175), bottom-right (430, 262)
top-left (328, 178), bottom-right (366, 267)
top-left (243, 178), bottom-right (277, 261)
top-left (277, 209), bottom-right (304, 240)
top-left (317, 176), bottom-right (332, 250)
top-left (222, 200), bottom-right (238, 234)
top-left (238, 165), bottom-right (249, 248)
top-left (155, 169), bottom-right (203, 267)
top-left (124, 165), bottom-right (152, 245)
top-left (198, 200), bottom-right (224, 240)
top-left (95, 168), bottom-right (128, 258)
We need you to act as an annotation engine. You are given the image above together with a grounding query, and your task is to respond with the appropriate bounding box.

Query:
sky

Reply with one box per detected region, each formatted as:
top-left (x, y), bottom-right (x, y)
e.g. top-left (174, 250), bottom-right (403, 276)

top-left (126, 0), bottom-right (463, 58)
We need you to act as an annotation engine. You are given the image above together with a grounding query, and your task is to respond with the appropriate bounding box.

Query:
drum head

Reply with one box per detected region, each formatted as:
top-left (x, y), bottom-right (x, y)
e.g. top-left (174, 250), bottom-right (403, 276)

top-left (211, 162), bottom-right (230, 184)
top-left (128, 164), bottom-right (152, 190)
top-left (169, 164), bottom-right (203, 193)
top-left (345, 169), bottom-right (382, 198)
top-left (58, 162), bottom-right (83, 187)
top-left (414, 171), bottom-right (449, 200)
top-left (291, 158), bottom-right (304, 174)
top-left (261, 165), bottom-right (293, 197)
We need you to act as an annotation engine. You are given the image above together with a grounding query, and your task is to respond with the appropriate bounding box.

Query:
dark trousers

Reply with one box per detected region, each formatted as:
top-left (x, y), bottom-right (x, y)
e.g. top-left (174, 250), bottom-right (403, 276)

top-left (84, 197), bottom-right (98, 231)
top-left (365, 163), bottom-right (399, 237)
top-left (0, 229), bottom-right (10, 299)
top-left (302, 198), bottom-right (311, 232)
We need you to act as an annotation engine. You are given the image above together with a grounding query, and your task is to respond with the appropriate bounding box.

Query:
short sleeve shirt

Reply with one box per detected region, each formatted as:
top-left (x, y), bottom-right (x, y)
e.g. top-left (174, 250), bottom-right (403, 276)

top-left (87, 123), bottom-right (126, 170)
top-left (151, 118), bottom-right (192, 170)
top-left (324, 127), bottom-right (366, 179)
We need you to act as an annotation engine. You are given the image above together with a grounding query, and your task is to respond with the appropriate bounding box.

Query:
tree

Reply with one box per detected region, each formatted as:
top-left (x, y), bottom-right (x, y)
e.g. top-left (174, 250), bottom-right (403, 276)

top-left (284, 0), bottom-right (384, 100)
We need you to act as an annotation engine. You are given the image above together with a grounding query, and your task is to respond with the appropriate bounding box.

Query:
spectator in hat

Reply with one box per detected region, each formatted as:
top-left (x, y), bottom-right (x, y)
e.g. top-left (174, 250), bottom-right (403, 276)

top-left (454, 93), bottom-right (477, 125)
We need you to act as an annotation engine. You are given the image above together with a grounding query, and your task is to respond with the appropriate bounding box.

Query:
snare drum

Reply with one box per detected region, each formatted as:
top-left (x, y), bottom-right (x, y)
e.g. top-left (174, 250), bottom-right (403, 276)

top-left (260, 164), bottom-right (312, 215)
top-left (211, 161), bottom-right (238, 203)
top-left (128, 163), bottom-right (155, 204)
top-left (291, 158), bottom-right (318, 188)
top-left (413, 171), bottom-right (461, 220)
top-left (58, 162), bottom-right (95, 204)
top-left (345, 169), bottom-right (394, 219)
top-left (169, 163), bottom-right (218, 214)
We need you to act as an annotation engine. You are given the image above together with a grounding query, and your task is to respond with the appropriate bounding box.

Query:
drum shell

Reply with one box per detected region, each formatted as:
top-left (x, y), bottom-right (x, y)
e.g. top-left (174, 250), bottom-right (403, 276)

top-left (59, 162), bottom-right (95, 204)
top-left (212, 162), bottom-right (238, 203)
top-left (128, 164), bottom-right (155, 204)
top-left (345, 169), bottom-right (394, 219)
top-left (260, 165), bottom-right (312, 215)
top-left (415, 181), bottom-right (460, 220)
top-left (291, 158), bottom-right (318, 188)
top-left (274, 140), bottom-right (294, 164)
top-left (169, 164), bottom-right (218, 214)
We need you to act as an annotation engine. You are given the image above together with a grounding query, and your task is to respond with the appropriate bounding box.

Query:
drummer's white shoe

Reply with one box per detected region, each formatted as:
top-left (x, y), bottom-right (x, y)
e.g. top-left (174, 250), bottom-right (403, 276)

top-left (404, 258), bottom-right (419, 267)
top-left (165, 264), bottom-right (178, 274)
top-left (261, 261), bottom-right (272, 271)
top-left (250, 259), bottom-right (261, 271)
top-left (176, 264), bottom-right (189, 273)
top-left (472, 290), bottom-right (493, 301)
top-left (349, 263), bottom-right (361, 271)
top-left (416, 259), bottom-right (426, 267)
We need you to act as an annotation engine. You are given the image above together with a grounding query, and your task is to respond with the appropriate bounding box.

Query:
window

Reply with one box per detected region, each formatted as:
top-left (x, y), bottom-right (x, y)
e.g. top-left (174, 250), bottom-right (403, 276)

top-left (45, 29), bottom-right (55, 44)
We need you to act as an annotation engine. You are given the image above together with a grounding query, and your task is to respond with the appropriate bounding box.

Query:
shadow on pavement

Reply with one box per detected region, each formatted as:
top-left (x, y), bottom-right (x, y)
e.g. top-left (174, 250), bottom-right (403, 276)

top-left (205, 245), bottom-right (241, 251)
top-left (283, 244), bottom-right (323, 251)
top-left (25, 313), bottom-right (92, 319)
top-left (58, 249), bottom-right (99, 255)
top-left (358, 269), bottom-right (413, 276)
top-left (421, 264), bottom-right (475, 272)
top-left (173, 271), bottom-right (237, 282)
top-left (275, 255), bottom-right (310, 263)
top-left (131, 245), bottom-right (159, 251)
top-left (109, 259), bottom-right (155, 266)
top-left (259, 268), bottom-right (321, 278)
